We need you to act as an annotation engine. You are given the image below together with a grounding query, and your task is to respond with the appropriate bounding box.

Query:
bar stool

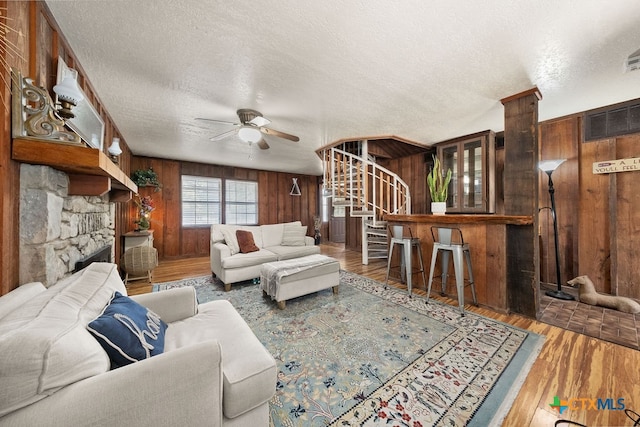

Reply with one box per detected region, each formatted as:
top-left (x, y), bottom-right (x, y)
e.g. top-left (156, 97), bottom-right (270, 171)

top-left (425, 227), bottom-right (477, 315)
top-left (385, 225), bottom-right (427, 297)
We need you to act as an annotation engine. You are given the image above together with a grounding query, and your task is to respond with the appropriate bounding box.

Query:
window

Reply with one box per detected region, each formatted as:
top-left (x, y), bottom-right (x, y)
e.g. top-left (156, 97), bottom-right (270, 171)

top-left (225, 180), bottom-right (258, 225)
top-left (181, 176), bottom-right (259, 226)
top-left (181, 175), bottom-right (221, 226)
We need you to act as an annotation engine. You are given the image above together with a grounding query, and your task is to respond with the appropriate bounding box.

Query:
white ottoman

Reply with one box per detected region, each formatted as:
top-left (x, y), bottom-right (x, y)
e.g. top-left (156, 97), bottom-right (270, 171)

top-left (260, 254), bottom-right (340, 309)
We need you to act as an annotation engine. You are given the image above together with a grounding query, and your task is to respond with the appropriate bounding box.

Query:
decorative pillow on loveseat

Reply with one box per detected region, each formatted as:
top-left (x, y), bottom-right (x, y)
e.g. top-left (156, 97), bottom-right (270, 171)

top-left (282, 223), bottom-right (307, 246)
top-left (87, 292), bottom-right (168, 368)
top-left (236, 229), bottom-right (260, 253)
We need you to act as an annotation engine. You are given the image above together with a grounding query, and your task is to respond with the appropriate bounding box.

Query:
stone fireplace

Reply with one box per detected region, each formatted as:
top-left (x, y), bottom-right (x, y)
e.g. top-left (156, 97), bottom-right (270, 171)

top-left (19, 164), bottom-right (116, 286)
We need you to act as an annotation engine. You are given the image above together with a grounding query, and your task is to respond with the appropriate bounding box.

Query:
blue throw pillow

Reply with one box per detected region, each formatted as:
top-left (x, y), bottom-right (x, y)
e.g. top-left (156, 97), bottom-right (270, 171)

top-left (88, 292), bottom-right (168, 368)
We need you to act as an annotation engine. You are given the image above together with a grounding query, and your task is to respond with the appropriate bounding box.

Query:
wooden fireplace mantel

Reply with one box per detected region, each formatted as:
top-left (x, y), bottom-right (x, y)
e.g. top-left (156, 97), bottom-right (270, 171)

top-left (12, 138), bottom-right (137, 202)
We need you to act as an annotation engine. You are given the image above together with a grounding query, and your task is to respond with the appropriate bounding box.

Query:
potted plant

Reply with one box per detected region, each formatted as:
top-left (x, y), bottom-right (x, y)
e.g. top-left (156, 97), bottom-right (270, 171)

top-left (427, 155), bottom-right (452, 215)
top-left (134, 194), bottom-right (155, 231)
top-left (313, 215), bottom-right (322, 245)
top-left (131, 167), bottom-right (162, 191)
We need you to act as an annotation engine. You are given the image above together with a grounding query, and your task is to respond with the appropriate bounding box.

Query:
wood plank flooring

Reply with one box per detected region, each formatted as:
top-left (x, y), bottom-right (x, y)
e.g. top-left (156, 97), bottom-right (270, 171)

top-left (126, 243), bottom-right (640, 427)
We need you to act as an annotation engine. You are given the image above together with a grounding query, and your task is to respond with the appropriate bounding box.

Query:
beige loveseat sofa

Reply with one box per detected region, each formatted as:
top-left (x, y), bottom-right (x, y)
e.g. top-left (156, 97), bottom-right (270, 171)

top-left (210, 221), bottom-right (320, 291)
top-left (0, 263), bottom-right (276, 426)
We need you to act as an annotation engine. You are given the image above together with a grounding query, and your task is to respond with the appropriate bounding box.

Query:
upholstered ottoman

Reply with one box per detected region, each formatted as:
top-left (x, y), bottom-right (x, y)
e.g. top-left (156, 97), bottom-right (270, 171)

top-left (260, 254), bottom-right (340, 309)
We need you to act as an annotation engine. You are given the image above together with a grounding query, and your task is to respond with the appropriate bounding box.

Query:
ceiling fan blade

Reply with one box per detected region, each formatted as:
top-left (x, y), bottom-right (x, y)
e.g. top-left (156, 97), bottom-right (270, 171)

top-left (196, 117), bottom-right (240, 126)
top-left (260, 127), bottom-right (299, 142)
top-left (249, 116), bottom-right (271, 127)
top-left (257, 139), bottom-right (270, 150)
top-left (210, 128), bottom-right (238, 141)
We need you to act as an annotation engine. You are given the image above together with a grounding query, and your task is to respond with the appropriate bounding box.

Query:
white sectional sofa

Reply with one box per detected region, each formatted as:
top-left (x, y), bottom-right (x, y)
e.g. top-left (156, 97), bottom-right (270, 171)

top-left (0, 263), bottom-right (276, 426)
top-left (210, 221), bottom-right (320, 291)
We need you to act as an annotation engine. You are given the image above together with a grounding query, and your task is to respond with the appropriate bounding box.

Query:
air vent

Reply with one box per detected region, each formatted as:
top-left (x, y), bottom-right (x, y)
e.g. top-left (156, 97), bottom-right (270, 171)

top-left (625, 48), bottom-right (640, 73)
top-left (584, 98), bottom-right (640, 141)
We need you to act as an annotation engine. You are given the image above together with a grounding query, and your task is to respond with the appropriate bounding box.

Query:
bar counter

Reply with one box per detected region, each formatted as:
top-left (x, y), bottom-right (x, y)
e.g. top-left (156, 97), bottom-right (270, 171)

top-left (385, 214), bottom-right (533, 313)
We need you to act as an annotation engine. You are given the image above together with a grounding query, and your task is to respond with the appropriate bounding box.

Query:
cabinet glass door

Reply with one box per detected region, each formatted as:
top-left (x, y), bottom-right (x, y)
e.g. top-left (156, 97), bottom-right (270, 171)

top-left (435, 131), bottom-right (495, 213)
top-left (462, 139), bottom-right (483, 209)
top-left (442, 145), bottom-right (458, 209)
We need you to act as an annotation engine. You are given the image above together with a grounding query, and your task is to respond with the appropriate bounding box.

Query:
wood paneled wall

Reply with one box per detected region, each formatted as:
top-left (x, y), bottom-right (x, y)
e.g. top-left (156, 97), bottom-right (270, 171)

top-left (538, 117), bottom-right (581, 290)
top-left (129, 156), bottom-right (321, 261)
top-left (0, 1), bottom-right (133, 295)
top-left (379, 152), bottom-right (430, 215)
top-left (539, 115), bottom-right (640, 299)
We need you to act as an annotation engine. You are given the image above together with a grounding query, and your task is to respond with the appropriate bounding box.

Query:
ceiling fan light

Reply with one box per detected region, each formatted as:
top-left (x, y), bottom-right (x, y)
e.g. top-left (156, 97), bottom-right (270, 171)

top-left (238, 126), bottom-right (262, 143)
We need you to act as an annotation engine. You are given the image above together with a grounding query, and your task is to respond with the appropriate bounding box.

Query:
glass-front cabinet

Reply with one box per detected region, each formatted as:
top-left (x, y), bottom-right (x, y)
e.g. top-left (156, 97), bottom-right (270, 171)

top-left (436, 131), bottom-right (495, 213)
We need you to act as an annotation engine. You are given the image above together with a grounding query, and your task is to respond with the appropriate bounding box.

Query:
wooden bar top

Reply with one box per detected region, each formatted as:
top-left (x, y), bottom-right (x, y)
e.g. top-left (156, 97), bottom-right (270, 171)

top-left (386, 214), bottom-right (533, 225)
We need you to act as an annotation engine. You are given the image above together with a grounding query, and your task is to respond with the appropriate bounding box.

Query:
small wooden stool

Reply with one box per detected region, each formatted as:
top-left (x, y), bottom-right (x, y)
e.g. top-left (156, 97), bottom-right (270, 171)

top-left (121, 246), bottom-right (158, 285)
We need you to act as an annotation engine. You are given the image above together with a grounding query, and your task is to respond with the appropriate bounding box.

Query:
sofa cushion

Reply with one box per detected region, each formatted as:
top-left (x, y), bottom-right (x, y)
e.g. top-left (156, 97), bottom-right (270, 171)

top-left (0, 263), bottom-right (124, 417)
top-left (262, 221), bottom-right (300, 247)
top-left (210, 224), bottom-right (226, 243)
top-left (236, 230), bottom-right (259, 253)
top-left (164, 300), bottom-right (276, 418)
top-left (221, 249), bottom-right (278, 269)
top-left (281, 224), bottom-right (307, 246)
top-left (0, 282), bottom-right (46, 321)
top-left (88, 292), bottom-right (168, 368)
top-left (221, 227), bottom-right (241, 255)
top-left (266, 244), bottom-right (321, 260)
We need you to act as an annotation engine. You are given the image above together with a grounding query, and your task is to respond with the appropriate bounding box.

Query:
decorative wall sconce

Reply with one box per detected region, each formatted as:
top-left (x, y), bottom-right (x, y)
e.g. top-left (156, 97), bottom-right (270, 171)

top-left (11, 68), bottom-right (82, 145)
top-left (52, 71), bottom-right (84, 119)
top-left (108, 137), bottom-right (122, 164)
top-left (290, 178), bottom-right (301, 196)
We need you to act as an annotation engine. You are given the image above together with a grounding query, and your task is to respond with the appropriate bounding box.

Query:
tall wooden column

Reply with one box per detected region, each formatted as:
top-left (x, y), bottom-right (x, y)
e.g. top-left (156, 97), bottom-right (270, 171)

top-left (501, 88), bottom-right (541, 318)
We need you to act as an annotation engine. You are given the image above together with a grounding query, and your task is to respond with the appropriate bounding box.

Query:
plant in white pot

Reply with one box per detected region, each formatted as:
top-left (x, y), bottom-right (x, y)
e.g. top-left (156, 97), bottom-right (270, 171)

top-left (427, 155), bottom-right (452, 215)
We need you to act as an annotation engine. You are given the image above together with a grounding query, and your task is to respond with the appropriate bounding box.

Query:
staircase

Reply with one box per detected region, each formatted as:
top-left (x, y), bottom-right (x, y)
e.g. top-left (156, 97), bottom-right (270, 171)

top-left (321, 147), bottom-right (411, 264)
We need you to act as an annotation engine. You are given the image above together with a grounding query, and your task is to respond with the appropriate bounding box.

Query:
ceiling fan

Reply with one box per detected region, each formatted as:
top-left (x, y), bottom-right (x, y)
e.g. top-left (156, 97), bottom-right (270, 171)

top-left (196, 109), bottom-right (299, 150)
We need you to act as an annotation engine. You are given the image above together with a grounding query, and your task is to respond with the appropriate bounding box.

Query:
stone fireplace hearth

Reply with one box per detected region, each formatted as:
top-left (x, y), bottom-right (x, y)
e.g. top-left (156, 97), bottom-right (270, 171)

top-left (19, 164), bottom-right (116, 286)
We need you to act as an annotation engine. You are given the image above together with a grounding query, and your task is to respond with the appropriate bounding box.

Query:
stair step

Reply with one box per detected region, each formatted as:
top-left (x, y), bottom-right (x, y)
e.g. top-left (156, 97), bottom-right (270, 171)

top-left (368, 254), bottom-right (388, 259)
top-left (351, 210), bottom-right (374, 217)
top-left (368, 240), bottom-right (388, 245)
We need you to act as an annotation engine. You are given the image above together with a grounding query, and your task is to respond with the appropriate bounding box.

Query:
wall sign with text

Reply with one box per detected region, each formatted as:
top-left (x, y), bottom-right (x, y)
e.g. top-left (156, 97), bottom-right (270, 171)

top-left (592, 157), bottom-right (640, 174)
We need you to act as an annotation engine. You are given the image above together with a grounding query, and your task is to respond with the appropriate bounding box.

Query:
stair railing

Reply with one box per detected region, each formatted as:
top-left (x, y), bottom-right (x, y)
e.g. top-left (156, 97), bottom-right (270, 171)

top-left (323, 147), bottom-right (411, 221)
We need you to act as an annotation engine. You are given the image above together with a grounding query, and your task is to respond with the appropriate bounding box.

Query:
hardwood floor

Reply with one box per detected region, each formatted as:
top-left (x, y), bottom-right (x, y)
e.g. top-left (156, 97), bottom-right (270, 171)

top-left (128, 243), bottom-right (640, 427)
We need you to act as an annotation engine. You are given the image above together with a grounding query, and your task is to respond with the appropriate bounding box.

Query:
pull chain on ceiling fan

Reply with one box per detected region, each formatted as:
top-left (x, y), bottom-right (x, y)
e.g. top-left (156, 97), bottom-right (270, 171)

top-left (196, 109), bottom-right (299, 150)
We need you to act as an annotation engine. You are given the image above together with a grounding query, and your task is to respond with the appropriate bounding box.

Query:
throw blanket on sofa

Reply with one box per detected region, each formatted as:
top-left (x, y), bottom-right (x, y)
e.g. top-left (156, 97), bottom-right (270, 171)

top-left (260, 254), bottom-right (336, 296)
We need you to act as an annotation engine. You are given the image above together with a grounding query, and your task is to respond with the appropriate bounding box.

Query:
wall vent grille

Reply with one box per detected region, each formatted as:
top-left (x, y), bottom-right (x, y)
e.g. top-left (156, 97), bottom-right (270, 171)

top-left (625, 48), bottom-right (640, 73)
top-left (584, 98), bottom-right (640, 141)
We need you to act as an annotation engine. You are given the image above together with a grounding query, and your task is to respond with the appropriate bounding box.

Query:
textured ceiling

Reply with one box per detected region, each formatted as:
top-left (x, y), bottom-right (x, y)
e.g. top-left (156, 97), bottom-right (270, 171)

top-left (45, 0), bottom-right (640, 175)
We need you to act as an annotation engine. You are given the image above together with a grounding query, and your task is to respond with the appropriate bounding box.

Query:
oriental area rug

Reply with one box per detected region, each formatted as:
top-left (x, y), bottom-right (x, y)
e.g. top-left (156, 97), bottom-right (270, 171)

top-left (155, 271), bottom-right (544, 427)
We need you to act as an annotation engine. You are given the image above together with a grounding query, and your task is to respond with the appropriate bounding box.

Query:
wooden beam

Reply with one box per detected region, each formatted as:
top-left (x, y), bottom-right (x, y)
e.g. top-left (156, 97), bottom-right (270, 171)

top-left (68, 174), bottom-right (110, 196)
top-left (500, 86), bottom-right (542, 104)
top-left (502, 89), bottom-right (540, 318)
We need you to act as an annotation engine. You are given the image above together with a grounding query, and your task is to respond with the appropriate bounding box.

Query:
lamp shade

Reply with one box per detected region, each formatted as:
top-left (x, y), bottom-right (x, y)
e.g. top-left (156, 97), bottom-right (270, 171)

top-left (108, 138), bottom-right (122, 156)
top-left (53, 75), bottom-right (85, 104)
top-left (538, 159), bottom-right (566, 173)
top-left (238, 126), bottom-right (262, 143)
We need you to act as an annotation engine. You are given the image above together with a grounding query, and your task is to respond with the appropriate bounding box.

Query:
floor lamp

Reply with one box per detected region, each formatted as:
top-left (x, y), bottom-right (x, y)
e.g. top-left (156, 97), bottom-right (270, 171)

top-left (538, 159), bottom-right (574, 300)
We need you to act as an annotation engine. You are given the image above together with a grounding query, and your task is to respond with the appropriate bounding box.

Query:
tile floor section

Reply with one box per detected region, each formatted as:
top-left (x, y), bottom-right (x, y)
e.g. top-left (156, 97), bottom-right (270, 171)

top-left (539, 293), bottom-right (640, 350)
